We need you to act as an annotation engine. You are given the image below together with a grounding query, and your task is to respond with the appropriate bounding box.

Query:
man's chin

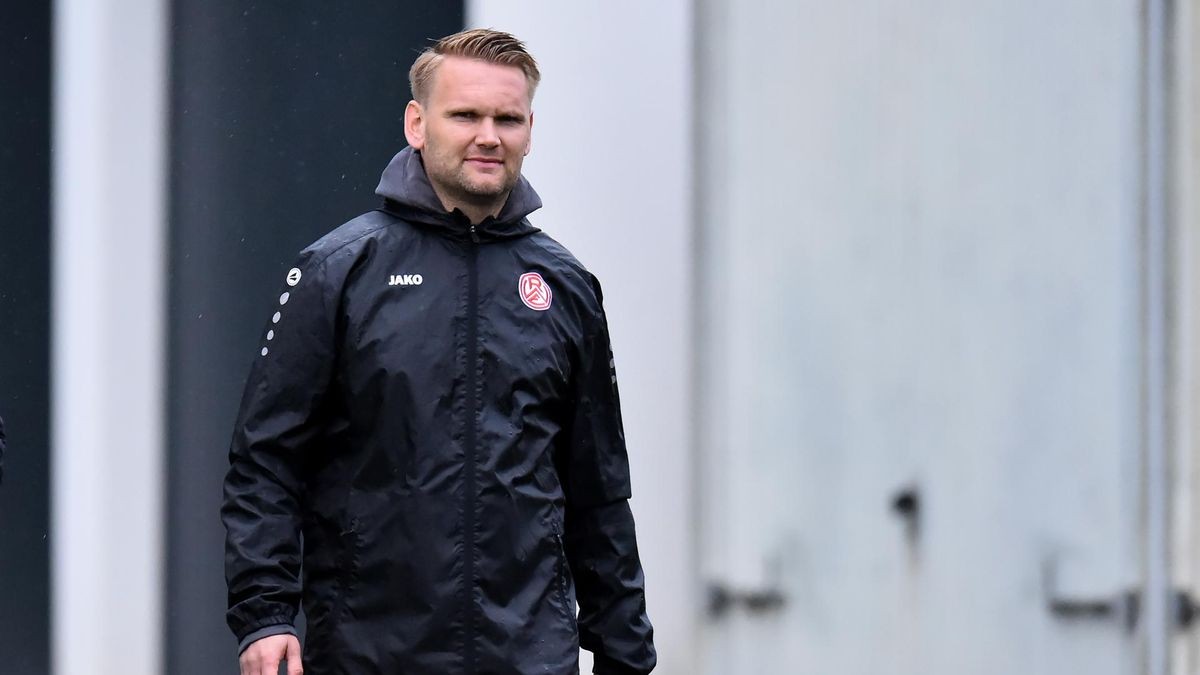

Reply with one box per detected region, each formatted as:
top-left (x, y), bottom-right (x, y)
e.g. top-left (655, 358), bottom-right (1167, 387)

top-left (460, 180), bottom-right (510, 201)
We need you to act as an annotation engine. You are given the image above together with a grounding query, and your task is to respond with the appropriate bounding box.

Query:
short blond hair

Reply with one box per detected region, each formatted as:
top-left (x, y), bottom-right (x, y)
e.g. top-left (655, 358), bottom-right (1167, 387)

top-left (410, 28), bottom-right (541, 104)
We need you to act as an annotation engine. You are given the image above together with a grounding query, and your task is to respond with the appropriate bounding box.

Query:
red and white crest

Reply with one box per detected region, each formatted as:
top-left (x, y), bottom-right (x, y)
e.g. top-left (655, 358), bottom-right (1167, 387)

top-left (518, 272), bottom-right (552, 311)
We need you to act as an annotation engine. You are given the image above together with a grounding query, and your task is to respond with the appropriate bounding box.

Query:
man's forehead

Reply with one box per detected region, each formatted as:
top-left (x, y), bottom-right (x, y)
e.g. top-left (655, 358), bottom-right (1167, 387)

top-left (427, 56), bottom-right (532, 108)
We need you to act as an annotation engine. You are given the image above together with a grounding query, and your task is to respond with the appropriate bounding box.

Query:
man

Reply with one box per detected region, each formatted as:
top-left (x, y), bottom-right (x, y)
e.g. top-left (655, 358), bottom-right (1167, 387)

top-left (222, 29), bottom-right (656, 675)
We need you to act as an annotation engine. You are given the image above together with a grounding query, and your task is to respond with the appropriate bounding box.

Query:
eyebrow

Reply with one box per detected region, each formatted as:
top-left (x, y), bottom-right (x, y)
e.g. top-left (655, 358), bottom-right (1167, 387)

top-left (445, 106), bottom-right (527, 122)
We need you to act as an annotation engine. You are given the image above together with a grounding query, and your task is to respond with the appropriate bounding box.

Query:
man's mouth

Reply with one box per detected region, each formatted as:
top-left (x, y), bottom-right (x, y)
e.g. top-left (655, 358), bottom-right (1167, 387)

top-left (466, 157), bottom-right (503, 168)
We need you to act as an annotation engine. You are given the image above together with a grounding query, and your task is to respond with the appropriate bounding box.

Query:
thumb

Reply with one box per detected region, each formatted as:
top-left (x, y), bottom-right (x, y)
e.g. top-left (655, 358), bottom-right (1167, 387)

top-left (286, 635), bottom-right (303, 675)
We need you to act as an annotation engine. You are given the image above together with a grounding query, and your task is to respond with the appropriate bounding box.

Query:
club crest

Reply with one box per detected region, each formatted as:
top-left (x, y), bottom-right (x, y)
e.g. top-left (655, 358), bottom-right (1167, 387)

top-left (518, 272), bottom-right (552, 311)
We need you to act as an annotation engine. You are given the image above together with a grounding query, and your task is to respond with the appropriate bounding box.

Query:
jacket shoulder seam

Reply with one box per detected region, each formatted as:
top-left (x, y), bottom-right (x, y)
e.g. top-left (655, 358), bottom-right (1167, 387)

top-left (527, 233), bottom-right (587, 276)
top-left (525, 233), bottom-right (597, 295)
top-left (307, 211), bottom-right (402, 270)
top-left (527, 235), bottom-right (607, 327)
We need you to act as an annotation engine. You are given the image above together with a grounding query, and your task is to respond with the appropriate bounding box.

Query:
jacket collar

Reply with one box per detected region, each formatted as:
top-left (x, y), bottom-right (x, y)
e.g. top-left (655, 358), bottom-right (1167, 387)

top-left (374, 146), bottom-right (541, 241)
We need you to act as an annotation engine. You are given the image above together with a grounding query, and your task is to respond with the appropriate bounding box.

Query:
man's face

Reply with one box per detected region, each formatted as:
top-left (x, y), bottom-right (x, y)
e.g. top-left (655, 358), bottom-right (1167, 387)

top-left (404, 56), bottom-right (533, 213)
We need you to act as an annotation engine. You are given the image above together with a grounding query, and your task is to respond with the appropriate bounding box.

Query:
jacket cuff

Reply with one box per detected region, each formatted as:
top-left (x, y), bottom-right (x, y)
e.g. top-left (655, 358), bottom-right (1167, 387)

top-left (237, 624), bottom-right (297, 655)
top-left (593, 654), bottom-right (651, 675)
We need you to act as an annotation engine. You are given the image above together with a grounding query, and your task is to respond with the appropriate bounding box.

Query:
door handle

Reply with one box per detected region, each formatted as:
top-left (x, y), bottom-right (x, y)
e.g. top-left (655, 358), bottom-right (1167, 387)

top-left (707, 583), bottom-right (787, 618)
top-left (1174, 589), bottom-right (1200, 629)
top-left (1043, 586), bottom-right (1200, 631)
top-left (1046, 589), bottom-right (1140, 629)
top-left (1041, 558), bottom-right (1139, 631)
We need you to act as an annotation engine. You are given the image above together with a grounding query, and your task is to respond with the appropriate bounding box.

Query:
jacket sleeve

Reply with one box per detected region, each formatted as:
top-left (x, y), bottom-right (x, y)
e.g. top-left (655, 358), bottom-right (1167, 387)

top-left (561, 276), bottom-right (657, 675)
top-left (221, 253), bottom-right (338, 644)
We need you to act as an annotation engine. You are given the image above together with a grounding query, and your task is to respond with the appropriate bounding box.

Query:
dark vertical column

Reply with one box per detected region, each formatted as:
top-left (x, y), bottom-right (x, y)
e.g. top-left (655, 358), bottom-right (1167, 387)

top-left (0, 4), bottom-right (51, 675)
top-left (166, 4), bottom-right (463, 673)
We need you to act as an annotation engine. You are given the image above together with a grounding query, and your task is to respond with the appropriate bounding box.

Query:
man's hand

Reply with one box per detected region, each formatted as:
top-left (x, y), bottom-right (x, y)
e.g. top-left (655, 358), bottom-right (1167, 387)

top-left (240, 633), bottom-right (302, 675)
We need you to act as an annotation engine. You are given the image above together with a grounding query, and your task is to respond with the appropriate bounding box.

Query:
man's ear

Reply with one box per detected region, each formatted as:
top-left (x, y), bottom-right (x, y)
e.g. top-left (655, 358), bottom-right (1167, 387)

top-left (524, 110), bottom-right (534, 156)
top-left (404, 100), bottom-right (425, 150)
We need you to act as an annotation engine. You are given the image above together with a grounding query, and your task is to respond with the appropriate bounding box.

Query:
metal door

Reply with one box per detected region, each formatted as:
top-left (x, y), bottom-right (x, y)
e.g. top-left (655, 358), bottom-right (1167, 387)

top-left (695, 1), bottom-right (1153, 673)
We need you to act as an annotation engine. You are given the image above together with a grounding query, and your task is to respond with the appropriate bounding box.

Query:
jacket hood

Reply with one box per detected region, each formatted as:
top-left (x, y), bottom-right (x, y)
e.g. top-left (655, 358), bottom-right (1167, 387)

top-left (375, 146), bottom-right (542, 240)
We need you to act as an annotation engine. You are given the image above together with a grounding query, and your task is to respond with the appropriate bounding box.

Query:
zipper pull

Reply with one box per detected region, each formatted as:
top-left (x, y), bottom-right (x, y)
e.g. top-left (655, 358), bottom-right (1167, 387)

top-left (469, 224), bottom-right (480, 243)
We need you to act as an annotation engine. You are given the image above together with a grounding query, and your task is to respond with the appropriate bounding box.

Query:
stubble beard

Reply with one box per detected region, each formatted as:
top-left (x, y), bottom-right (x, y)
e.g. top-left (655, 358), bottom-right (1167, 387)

top-left (425, 144), bottom-right (519, 213)
top-left (454, 168), bottom-right (513, 205)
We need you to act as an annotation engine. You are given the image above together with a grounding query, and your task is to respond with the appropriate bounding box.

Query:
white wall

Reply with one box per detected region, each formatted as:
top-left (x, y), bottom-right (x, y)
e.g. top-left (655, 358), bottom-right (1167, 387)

top-left (465, 4), bottom-right (696, 673)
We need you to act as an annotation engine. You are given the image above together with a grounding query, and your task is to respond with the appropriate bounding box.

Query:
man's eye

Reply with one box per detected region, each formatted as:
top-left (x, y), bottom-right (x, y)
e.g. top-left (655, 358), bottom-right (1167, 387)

top-left (452, 112), bottom-right (476, 120)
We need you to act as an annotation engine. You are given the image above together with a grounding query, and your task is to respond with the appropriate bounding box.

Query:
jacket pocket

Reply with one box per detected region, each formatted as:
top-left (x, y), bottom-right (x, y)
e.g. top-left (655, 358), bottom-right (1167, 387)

top-left (553, 532), bottom-right (576, 628)
top-left (303, 514), bottom-right (359, 659)
top-left (330, 516), bottom-right (361, 625)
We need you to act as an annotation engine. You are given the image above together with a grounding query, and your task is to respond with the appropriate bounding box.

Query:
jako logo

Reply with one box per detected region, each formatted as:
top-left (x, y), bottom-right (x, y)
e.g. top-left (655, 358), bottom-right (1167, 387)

top-left (389, 274), bottom-right (423, 286)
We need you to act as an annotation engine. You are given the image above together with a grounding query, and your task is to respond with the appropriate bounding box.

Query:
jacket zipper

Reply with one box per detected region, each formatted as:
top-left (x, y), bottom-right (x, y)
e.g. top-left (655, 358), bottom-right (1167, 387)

top-left (462, 223), bottom-right (480, 672)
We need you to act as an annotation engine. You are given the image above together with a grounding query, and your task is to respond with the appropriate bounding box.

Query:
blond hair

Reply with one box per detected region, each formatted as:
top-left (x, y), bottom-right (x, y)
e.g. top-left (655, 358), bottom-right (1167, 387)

top-left (410, 28), bottom-right (541, 104)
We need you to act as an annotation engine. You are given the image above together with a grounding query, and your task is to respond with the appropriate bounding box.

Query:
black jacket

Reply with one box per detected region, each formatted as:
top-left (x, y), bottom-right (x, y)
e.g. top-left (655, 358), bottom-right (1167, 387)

top-left (222, 147), bottom-right (656, 674)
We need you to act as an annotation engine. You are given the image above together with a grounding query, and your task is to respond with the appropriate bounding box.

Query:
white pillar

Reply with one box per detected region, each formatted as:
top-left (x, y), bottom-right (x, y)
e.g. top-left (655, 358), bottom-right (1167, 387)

top-left (52, 1), bottom-right (167, 673)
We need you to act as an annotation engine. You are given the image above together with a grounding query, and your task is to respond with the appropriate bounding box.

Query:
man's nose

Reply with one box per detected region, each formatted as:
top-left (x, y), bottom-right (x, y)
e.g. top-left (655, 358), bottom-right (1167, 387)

top-left (475, 118), bottom-right (500, 147)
